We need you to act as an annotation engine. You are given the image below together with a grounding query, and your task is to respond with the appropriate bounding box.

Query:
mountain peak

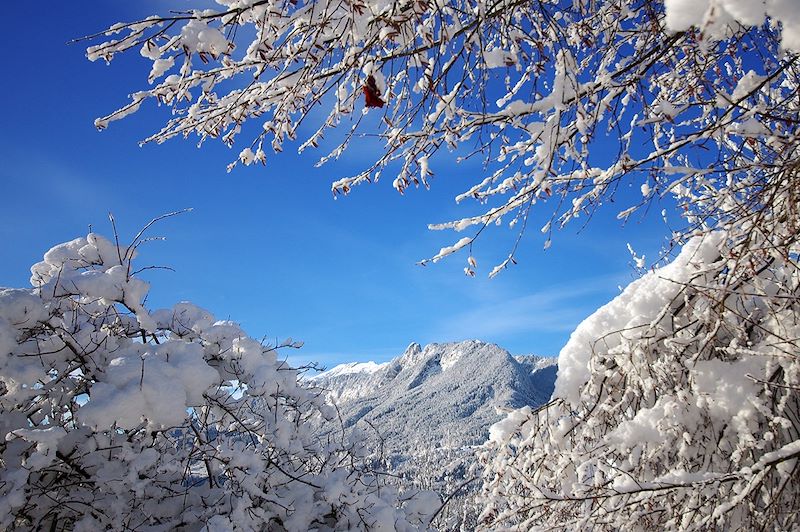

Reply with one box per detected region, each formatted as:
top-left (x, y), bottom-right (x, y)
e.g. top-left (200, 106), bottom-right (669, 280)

top-left (401, 341), bottom-right (422, 360)
top-left (311, 339), bottom-right (557, 450)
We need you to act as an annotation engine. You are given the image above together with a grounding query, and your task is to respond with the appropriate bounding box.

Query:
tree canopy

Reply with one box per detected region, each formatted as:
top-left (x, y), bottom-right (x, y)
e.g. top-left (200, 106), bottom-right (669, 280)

top-left (3, 1), bottom-right (793, 530)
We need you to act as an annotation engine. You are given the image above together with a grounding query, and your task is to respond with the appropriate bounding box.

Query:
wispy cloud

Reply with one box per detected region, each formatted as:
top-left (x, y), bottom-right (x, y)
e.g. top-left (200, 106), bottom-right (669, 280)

top-left (431, 273), bottom-right (626, 342)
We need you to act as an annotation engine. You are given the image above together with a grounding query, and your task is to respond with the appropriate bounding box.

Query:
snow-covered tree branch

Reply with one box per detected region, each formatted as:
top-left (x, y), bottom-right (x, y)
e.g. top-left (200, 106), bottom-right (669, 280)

top-left (84, 0), bottom-right (799, 272)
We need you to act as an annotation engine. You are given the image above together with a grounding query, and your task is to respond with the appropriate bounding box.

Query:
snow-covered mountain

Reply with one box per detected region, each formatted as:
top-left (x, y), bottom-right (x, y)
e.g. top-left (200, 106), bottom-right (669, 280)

top-left (308, 340), bottom-right (556, 529)
top-left (310, 339), bottom-right (557, 457)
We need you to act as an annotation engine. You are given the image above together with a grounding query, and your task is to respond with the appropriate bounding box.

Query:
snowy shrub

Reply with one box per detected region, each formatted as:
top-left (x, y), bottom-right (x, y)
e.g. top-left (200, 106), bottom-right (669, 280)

top-left (479, 167), bottom-right (800, 529)
top-left (0, 231), bottom-right (436, 530)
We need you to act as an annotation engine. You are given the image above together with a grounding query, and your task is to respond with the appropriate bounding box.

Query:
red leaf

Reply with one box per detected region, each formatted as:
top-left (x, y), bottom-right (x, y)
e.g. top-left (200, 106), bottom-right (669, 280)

top-left (363, 75), bottom-right (385, 108)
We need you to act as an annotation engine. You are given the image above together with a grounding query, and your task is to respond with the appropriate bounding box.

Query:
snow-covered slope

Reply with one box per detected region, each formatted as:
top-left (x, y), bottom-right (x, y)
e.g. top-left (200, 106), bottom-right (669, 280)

top-left (311, 340), bottom-right (556, 453)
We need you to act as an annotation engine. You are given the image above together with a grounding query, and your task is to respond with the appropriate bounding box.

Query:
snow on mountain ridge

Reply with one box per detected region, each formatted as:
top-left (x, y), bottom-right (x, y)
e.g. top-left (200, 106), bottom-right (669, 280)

top-left (314, 360), bottom-right (388, 379)
top-left (514, 353), bottom-right (559, 373)
top-left (310, 339), bottom-right (557, 452)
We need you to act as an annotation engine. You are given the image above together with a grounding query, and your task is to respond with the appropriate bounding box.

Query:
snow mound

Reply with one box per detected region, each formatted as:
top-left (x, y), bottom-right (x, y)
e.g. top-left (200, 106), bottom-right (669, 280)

top-left (555, 232), bottom-right (724, 406)
top-left (664, 0), bottom-right (800, 50)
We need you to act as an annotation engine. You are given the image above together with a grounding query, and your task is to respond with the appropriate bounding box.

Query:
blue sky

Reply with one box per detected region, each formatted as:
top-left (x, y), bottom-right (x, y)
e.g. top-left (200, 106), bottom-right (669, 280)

top-left (0, 2), bottom-right (672, 368)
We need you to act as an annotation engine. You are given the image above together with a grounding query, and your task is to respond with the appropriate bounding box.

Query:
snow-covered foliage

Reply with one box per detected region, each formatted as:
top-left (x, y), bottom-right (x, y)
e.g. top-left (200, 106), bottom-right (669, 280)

top-left (84, 0), bottom-right (800, 271)
top-left (480, 163), bottom-right (800, 529)
top-left (0, 231), bottom-right (436, 530)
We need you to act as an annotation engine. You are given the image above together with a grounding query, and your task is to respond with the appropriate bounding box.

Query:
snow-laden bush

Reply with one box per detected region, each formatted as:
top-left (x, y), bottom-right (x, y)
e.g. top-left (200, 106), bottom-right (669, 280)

top-left (479, 167), bottom-right (800, 530)
top-left (0, 232), bottom-right (436, 531)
